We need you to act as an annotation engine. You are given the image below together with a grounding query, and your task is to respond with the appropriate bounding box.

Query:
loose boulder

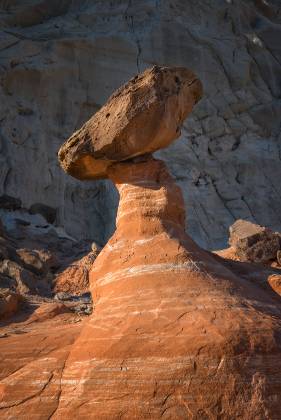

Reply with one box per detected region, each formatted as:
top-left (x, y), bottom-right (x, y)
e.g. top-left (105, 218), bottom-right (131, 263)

top-left (229, 219), bottom-right (281, 263)
top-left (58, 66), bottom-right (202, 180)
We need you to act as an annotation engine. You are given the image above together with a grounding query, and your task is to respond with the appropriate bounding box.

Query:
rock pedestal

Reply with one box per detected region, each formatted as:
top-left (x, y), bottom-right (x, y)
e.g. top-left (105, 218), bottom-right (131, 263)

top-left (1, 66), bottom-right (278, 419)
top-left (51, 158), bottom-right (281, 418)
top-left (51, 67), bottom-right (281, 418)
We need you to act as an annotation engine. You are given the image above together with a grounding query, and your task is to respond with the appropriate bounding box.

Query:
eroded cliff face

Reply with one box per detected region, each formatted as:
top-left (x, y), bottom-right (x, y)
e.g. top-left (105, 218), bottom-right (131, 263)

top-left (0, 0), bottom-right (280, 248)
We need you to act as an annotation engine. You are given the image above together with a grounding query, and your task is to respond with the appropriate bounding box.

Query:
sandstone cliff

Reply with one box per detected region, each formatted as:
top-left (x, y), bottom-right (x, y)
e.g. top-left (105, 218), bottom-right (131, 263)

top-left (0, 0), bottom-right (281, 248)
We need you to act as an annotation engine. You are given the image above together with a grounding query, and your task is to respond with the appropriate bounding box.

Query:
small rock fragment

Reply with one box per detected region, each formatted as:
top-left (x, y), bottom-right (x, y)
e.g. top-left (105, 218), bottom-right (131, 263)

top-left (54, 292), bottom-right (72, 301)
top-left (268, 274), bottom-right (281, 297)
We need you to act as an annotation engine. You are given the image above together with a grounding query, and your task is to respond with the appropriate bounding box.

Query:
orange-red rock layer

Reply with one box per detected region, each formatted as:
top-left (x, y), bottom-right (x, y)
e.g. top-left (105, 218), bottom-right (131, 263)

top-left (51, 159), bottom-right (281, 419)
top-left (0, 303), bottom-right (83, 419)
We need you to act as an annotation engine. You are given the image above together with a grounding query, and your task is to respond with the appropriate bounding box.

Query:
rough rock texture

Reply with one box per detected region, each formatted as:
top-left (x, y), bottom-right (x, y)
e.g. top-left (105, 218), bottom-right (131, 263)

top-left (215, 246), bottom-right (281, 298)
top-left (37, 158), bottom-right (280, 419)
top-left (268, 274), bottom-right (281, 297)
top-left (59, 66), bottom-right (202, 179)
top-left (1, 158), bottom-right (281, 418)
top-left (0, 290), bottom-right (20, 319)
top-left (0, 213), bottom-right (95, 297)
top-left (0, 0), bottom-right (281, 248)
top-left (0, 301), bottom-right (84, 418)
top-left (53, 248), bottom-right (100, 295)
top-left (42, 61), bottom-right (281, 417)
top-left (229, 219), bottom-right (281, 263)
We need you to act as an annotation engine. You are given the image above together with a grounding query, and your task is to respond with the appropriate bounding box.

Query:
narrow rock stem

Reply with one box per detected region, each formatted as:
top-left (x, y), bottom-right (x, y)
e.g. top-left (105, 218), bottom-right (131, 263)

top-left (108, 158), bottom-right (186, 239)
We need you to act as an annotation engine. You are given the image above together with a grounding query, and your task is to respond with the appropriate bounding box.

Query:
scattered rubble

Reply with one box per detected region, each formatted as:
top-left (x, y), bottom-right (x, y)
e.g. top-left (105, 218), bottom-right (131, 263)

top-left (0, 205), bottom-right (99, 318)
top-left (54, 291), bottom-right (93, 315)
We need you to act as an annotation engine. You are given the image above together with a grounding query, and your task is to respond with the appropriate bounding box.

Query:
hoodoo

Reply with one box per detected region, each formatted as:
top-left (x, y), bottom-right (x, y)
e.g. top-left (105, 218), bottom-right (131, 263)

top-left (55, 66), bottom-right (281, 418)
top-left (1, 66), bottom-right (280, 419)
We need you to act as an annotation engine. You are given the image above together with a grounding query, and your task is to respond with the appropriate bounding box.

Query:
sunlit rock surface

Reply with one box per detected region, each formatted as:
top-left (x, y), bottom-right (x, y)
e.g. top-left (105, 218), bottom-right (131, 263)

top-left (59, 66), bottom-right (202, 180)
top-left (1, 157), bottom-right (281, 418)
top-left (0, 0), bottom-right (280, 248)
top-left (2, 96), bottom-right (281, 420)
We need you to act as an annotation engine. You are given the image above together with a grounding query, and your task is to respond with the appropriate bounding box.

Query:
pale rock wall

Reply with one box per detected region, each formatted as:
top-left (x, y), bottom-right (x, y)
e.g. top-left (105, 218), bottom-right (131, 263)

top-left (0, 0), bottom-right (280, 249)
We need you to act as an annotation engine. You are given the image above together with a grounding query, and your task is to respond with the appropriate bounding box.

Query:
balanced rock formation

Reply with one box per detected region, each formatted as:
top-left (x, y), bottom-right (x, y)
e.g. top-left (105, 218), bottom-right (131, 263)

top-left (51, 157), bottom-right (281, 419)
top-left (58, 66), bottom-right (202, 180)
top-left (1, 1), bottom-right (281, 248)
top-left (54, 67), bottom-right (281, 418)
top-left (1, 67), bottom-right (281, 418)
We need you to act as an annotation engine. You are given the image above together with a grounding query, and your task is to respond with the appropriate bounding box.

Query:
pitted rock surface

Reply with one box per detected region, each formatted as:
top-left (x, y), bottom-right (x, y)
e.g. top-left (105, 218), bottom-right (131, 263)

top-left (58, 66), bottom-right (202, 180)
top-left (229, 219), bottom-right (281, 263)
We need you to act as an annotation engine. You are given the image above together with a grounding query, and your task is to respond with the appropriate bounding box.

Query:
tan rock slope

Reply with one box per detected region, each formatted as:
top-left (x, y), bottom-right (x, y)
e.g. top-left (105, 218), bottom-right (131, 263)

top-left (1, 67), bottom-right (281, 419)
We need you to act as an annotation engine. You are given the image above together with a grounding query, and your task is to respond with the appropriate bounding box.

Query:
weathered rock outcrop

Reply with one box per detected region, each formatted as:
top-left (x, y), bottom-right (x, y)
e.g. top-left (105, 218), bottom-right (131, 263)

top-left (0, 213), bottom-right (96, 297)
top-left (2, 157), bottom-right (281, 418)
top-left (0, 0), bottom-right (281, 248)
top-left (1, 65), bottom-right (281, 418)
top-left (53, 247), bottom-right (100, 295)
top-left (48, 157), bottom-right (281, 419)
top-left (0, 301), bottom-right (83, 418)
